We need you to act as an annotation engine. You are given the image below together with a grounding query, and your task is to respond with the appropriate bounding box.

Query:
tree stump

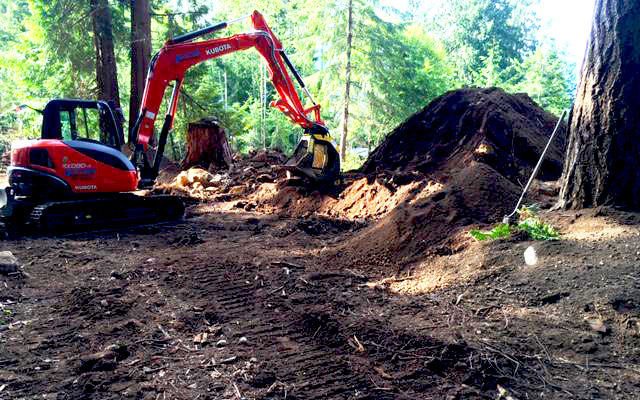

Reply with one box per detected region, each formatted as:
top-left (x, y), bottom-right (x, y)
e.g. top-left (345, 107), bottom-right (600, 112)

top-left (180, 118), bottom-right (233, 171)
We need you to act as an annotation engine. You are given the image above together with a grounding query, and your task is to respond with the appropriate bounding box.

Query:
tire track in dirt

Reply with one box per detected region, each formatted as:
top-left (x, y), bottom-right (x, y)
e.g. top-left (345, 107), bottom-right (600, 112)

top-left (167, 261), bottom-right (382, 399)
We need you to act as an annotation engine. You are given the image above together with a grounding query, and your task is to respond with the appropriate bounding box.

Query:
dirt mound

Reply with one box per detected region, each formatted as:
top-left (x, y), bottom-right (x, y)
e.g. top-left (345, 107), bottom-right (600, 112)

top-left (340, 162), bottom-right (522, 267)
top-left (361, 87), bottom-right (566, 183)
top-left (250, 176), bottom-right (433, 219)
top-left (334, 88), bottom-right (566, 266)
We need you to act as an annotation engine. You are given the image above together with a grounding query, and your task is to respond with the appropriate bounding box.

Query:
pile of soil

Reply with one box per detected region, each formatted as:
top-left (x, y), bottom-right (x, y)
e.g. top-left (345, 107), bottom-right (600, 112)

top-left (336, 87), bottom-right (567, 265)
top-left (249, 176), bottom-right (435, 219)
top-left (160, 87), bottom-right (567, 266)
top-left (361, 87), bottom-right (566, 183)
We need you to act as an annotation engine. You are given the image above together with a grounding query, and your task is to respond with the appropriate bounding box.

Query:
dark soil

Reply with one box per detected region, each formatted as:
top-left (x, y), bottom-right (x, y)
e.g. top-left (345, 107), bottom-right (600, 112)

top-left (2, 206), bottom-right (640, 399)
top-left (361, 87), bottom-right (566, 183)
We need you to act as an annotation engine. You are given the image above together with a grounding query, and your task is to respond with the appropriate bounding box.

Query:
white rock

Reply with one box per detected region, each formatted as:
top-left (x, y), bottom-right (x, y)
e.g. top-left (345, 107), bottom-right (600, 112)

top-left (0, 251), bottom-right (19, 273)
top-left (524, 246), bottom-right (538, 266)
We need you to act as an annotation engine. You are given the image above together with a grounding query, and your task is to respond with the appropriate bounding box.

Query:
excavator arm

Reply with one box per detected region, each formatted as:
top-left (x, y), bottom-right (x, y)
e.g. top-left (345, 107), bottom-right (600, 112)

top-left (131, 10), bottom-right (339, 187)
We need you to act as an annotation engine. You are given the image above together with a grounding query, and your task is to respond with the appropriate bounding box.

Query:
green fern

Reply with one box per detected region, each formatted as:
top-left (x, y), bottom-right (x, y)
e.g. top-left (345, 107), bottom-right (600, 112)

top-left (517, 217), bottom-right (559, 240)
top-left (470, 205), bottom-right (559, 241)
top-left (469, 223), bottom-right (512, 240)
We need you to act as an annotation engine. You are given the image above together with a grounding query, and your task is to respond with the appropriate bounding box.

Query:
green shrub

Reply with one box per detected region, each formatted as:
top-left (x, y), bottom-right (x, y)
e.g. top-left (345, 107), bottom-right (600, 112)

top-left (470, 223), bottom-right (512, 240)
top-left (470, 206), bottom-right (559, 241)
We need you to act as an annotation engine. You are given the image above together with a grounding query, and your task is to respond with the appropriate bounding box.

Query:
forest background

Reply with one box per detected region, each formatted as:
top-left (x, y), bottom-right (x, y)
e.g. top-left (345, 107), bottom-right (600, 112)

top-left (0, 0), bottom-right (588, 169)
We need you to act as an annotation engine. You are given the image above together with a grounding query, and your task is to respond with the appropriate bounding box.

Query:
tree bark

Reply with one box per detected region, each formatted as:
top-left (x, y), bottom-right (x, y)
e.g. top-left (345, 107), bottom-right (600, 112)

top-left (129, 0), bottom-right (152, 143)
top-left (90, 0), bottom-right (120, 108)
top-left (181, 119), bottom-right (233, 171)
top-left (340, 0), bottom-right (354, 162)
top-left (558, 0), bottom-right (640, 209)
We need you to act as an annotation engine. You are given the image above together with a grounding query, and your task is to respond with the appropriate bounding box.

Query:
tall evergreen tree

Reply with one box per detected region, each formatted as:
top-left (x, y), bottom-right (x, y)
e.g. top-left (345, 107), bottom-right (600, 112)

top-left (437, 0), bottom-right (538, 85)
top-left (559, 0), bottom-right (640, 209)
top-left (90, 0), bottom-right (120, 107)
top-left (129, 0), bottom-right (152, 140)
top-left (341, 0), bottom-right (354, 161)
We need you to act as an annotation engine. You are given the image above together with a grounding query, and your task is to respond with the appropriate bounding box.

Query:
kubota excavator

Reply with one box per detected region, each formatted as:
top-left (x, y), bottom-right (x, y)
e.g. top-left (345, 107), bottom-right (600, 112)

top-left (0, 11), bottom-right (340, 233)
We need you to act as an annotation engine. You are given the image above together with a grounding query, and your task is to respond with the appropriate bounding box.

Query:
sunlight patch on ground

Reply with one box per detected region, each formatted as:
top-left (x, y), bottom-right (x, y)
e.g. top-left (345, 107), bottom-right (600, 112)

top-left (409, 181), bottom-right (445, 205)
top-left (386, 270), bottom-right (456, 294)
top-left (372, 240), bottom-right (487, 295)
top-left (562, 217), bottom-right (640, 241)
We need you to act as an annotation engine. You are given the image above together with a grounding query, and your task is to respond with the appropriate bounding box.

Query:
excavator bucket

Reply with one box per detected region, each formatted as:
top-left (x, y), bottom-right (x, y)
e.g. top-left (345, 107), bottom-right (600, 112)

top-left (285, 133), bottom-right (340, 184)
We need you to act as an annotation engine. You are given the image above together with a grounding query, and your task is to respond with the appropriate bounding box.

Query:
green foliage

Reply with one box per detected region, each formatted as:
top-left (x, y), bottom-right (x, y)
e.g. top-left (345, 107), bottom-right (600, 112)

top-left (0, 308), bottom-right (13, 325)
top-left (470, 205), bottom-right (559, 241)
top-left (509, 44), bottom-right (572, 115)
top-left (518, 217), bottom-right (559, 240)
top-left (341, 152), bottom-right (367, 171)
top-left (435, 0), bottom-right (538, 85)
top-left (470, 223), bottom-right (512, 241)
top-left (515, 204), bottom-right (559, 240)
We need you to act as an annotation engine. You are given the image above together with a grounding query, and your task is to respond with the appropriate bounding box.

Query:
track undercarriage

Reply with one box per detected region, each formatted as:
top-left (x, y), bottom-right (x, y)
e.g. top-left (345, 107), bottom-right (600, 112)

top-left (1, 191), bottom-right (184, 235)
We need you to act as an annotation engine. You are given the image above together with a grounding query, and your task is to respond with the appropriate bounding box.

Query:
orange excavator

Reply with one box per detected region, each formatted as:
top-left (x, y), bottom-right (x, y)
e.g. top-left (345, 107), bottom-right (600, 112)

top-left (0, 11), bottom-right (340, 232)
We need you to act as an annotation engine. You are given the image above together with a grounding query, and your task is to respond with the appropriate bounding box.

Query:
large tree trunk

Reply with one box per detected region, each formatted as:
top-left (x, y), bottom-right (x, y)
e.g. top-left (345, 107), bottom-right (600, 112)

top-left (180, 119), bottom-right (233, 171)
top-left (90, 0), bottom-right (120, 108)
top-left (129, 0), bottom-right (152, 143)
top-left (340, 0), bottom-right (353, 162)
top-left (558, 0), bottom-right (640, 209)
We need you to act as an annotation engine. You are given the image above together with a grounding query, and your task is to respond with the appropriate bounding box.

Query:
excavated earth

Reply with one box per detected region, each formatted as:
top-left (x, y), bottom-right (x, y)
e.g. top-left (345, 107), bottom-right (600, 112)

top-left (2, 88), bottom-right (640, 399)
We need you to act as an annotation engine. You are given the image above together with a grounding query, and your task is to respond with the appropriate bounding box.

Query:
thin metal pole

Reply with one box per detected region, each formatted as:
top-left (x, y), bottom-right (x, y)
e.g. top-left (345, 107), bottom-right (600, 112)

top-left (503, 109), bottom-right (567, 224)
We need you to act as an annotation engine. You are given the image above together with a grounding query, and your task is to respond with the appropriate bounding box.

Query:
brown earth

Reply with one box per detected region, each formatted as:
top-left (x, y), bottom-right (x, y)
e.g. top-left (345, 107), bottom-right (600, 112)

top-left (1, 88), bottom-right (639, 399)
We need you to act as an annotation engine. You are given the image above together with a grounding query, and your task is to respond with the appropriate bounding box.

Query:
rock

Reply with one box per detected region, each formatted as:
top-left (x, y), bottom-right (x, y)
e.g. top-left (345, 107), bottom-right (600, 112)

top-left (193, 332), bottom-right (208, 344)
top-left (176, 171), bottom-right (190, 186)
top-left (248, 371), bottom-right (276, 388)
top-left (187, 168), bottom-right (212, 184)
top-left (208, 174), bottom-right (225, 186)
top-left (110, 270), bottom-right (124, 280)
top-left (229, 185), bottom-right (246, 195)
top-left (0, 251), bottom-right (19, 274)
top-left (77, 344), bottom-right (129, 372)
top-left (256, 174), bottom-right (275, 183)
top-left (524, 246), bottom-right (537, 266)
top-left (588, 318), bottom-right (609, 334)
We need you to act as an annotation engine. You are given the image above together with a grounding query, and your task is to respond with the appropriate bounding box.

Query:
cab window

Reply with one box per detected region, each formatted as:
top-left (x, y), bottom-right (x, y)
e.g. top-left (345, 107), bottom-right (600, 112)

top-left (59, 105), bottom-right (117, 147)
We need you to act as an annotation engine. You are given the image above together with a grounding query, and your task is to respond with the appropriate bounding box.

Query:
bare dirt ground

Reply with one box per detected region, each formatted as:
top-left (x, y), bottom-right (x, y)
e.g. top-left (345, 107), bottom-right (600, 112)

top-left (2, 88), bottom-right (640, 399)
top-left (2, 198), bottom-right (640, 400)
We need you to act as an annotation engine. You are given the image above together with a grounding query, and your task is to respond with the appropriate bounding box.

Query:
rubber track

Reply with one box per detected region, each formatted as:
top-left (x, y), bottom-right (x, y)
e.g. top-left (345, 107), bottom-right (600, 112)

top-left (29, 195), bottom-right (183, 233)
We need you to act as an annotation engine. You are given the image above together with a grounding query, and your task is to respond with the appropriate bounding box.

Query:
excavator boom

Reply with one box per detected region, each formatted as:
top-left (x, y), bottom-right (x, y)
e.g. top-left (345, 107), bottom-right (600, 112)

top-left (132, 11), bottom-right (339, 185)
